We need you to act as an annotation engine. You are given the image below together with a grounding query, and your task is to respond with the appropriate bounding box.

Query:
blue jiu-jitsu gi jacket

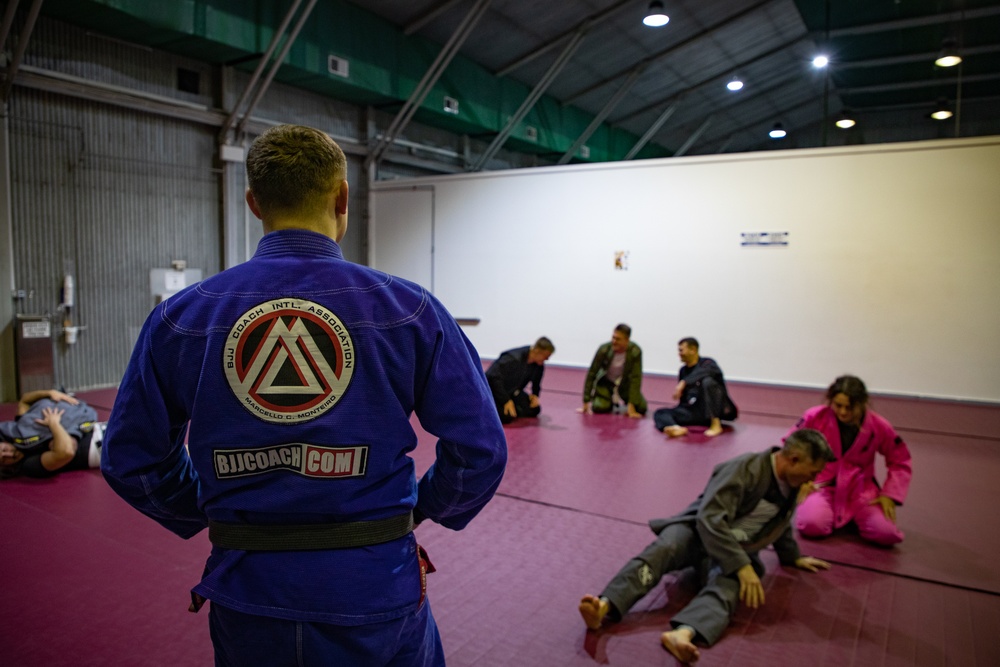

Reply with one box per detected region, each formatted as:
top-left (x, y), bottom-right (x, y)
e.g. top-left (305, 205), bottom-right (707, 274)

top-left (102, 229), bottom-right (507, 625)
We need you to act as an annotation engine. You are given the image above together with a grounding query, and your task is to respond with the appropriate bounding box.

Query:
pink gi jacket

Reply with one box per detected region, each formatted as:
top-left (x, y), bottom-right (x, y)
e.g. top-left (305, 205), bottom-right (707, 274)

top-left (788, 405), bottom-right (912, 528)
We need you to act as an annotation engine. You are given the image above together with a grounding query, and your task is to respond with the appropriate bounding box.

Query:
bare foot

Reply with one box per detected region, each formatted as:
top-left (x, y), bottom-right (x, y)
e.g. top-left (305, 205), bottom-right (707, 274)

top-left (663, 426), bottom-right (688, 438)
top-left (661, 627), bottom-right (701, 663)
top-left (578, 594), bottom-right (610, 630)
top-left (704, 421), bottom-right (723, 437)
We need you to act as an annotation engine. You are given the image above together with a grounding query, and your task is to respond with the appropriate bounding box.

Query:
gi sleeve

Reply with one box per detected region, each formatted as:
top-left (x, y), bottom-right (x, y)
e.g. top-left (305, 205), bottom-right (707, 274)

top-left (627, 346), bottom-right (643, 403)
top-left (532, 364), bottom-right (544, 397)
top-left (413, 298), bottom-right (507, 531)
top-left (485, 352), bottom-right (516, 406)
top-left (101, 305), bottom-right (207, 538)
top-left (582, 346), bottom-right (605, 402)
top-left (878, 423), bottom-right (913, 505)
top-left (683, 358), bottom-right (723, 386)
top-left (771, 524), bottom-right (802, 566)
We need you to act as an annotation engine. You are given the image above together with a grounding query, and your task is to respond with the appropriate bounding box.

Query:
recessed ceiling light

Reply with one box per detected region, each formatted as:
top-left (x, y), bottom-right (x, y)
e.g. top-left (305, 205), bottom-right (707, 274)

top-left (812, 55), bottom-right (829, 68)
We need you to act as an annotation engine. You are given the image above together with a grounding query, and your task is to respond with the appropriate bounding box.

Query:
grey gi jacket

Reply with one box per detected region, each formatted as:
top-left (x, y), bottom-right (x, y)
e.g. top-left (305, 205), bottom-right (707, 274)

top-left (648, 447), bottom-right (801, 576)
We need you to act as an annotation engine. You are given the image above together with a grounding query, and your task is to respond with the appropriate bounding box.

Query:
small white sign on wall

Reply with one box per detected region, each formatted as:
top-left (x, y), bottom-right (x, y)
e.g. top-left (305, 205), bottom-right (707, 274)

top-left (741, 231), bottom-right (789, 247)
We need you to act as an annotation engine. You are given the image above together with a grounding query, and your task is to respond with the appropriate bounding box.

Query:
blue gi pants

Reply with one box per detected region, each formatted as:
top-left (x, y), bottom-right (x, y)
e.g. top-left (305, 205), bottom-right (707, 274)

top-left (209, 600), bottom-right (445, 666)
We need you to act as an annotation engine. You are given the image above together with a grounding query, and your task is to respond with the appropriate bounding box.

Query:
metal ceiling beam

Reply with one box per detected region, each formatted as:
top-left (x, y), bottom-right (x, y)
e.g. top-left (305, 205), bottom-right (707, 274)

top-left (845, 93), bottom-right (1000, 113)
top-left (366, 0), bottom-right (491, 171)
top-left (557, 62), bottom-right (648, 165)
top-left (670, 75), bottom-right (819, 148)
top-left (219, 0), bottom-right (305, 144)
top-left (473, 26), bottom-right (588, 171)
top-left (624, 103), bottom-right (678, 160)
top-left (404, 0), bottom-right (466, 36)
top-left (563, 0), bottom-right (776, 106)
top-left (0, 0), bottom-right (21, 56)
top-left (824, 5), bottom-right (1000, 38)
top-left (613, 33), bottom-right (808, 125)
top-left (234, 0), bottom-right (319, 138)
top-left (1, 0), bottom-right (43, 106)
top-left (673, 116), bottom-right (713, 157)
top-left (716, 95), bottom-right (820, 152)
top-left (496, 0), bottom-right (634, 77)
top-left (840, 72), bottom-right (1000, 95)
top-left (837, 43), bottom-right (1000, 70)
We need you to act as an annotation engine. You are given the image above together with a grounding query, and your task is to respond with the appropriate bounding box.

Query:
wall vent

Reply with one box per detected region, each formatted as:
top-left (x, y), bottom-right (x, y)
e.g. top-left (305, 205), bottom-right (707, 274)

top-left (443, 96), bottom-right (460, 114)
top-left (327, 55), bottom-right (349, 78)
top-left (525, 125), bottom-right (538, 142)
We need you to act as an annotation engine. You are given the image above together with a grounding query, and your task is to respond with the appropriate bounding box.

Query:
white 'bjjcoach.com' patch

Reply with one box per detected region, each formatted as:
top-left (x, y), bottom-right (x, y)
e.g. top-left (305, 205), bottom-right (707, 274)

top-left (224, 298), bottom-right (355, 423)
top-left (214, 443), bottom-right (368, 479)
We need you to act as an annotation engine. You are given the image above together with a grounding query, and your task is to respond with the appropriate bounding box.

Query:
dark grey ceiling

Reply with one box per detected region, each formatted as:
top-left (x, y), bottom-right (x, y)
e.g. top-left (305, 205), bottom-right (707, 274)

top-left (351, 0), bottom-right (1000, 156)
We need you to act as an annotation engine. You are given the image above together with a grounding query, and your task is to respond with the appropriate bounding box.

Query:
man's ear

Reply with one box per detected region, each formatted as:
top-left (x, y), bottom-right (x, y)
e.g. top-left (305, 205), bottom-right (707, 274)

top-left (245, 189), bottom-right (263, 220)
top-left (335, 180), bottom-right (349, 216)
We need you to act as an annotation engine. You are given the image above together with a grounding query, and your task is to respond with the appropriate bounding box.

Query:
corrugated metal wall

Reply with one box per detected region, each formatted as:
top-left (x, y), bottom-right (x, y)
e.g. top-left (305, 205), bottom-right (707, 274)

top-left (5, 15), bottom-right (372, 392)
top-left (8, 89), bottom-right (221, 390)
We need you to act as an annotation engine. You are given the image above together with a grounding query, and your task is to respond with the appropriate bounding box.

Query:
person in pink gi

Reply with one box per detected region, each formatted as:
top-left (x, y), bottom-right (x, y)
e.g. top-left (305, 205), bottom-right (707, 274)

top-left (787, 375), bottom-right (912, 546)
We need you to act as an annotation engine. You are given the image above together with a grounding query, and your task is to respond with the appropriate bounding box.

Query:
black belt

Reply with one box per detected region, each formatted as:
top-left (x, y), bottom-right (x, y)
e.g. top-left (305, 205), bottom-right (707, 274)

top-left (208, 512), bottom-right (414, 551)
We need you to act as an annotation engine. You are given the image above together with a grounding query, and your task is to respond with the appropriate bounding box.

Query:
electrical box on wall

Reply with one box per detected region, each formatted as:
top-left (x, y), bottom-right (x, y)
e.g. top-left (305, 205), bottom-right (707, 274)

top-left (150, 262), bottom-right (203, 303)
top-left (14, 314), bottom-right (54, 395)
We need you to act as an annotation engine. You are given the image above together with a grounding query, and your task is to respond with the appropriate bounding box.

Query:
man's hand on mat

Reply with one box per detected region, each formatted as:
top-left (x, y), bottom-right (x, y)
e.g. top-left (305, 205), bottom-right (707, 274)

top-left (578, 402), bottom-right (592, 414)
top-left (626, 404), bottom-right (642, 419)
top-left (737, 564), bottom-right (764, 608)
top-left (794, 556), bottom-right (831, 573)
top-left (870, 495), bottom-right (897, 522)
top-left (529, 394), bottom-right (540, 409)
top-left (503, 400), bottom-right (517, 418)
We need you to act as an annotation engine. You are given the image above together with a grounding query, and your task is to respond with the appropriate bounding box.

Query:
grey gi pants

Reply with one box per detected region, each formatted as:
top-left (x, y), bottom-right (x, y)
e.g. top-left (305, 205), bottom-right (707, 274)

top-left (599, 522), bottom-right (765, 646)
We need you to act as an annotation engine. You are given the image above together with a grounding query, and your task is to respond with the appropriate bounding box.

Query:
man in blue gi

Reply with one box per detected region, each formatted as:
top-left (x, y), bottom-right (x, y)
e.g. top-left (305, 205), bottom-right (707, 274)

top-left (102, 124), bottom-right (507, 666)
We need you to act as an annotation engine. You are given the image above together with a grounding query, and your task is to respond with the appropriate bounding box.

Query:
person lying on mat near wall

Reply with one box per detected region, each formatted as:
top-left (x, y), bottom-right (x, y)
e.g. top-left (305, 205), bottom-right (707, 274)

top-left (579, 323), bottom-right (647, 418)
top-left (787, 375), bottom-right (912, 547)
top-left (653, 337), bottom-right (738, 438)
top-left (485, 337), bottom-right (555, 424)
top-left (579, 429), bottom-right (835, 664)
top-left (0, 389), bottom-right (103, 479)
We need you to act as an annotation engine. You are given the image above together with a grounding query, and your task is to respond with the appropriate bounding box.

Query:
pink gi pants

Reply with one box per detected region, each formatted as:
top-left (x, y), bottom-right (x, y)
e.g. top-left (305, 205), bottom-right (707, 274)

top-left (795, 488), bottom-right (904, 546)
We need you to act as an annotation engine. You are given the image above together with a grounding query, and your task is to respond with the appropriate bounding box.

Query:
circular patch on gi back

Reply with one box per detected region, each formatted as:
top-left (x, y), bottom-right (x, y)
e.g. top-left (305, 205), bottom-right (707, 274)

top-left (224, 299), bottom-right (355, 423)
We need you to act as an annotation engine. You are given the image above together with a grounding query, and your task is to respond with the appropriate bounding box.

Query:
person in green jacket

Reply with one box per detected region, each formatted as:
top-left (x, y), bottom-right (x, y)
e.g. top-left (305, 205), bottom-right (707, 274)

top-left (579, 323), bottom-right (647, 418)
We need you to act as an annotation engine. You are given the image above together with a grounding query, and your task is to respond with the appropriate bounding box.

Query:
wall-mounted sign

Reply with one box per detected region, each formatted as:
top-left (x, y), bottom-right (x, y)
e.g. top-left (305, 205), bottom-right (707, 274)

top-left (741, 231), bottom-right (789, 246)
top-left (21, 320), bottom-right (51, 339)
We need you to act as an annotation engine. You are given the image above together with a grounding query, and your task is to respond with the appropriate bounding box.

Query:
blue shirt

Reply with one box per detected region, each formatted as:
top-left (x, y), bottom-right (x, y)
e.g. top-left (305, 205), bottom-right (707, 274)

top-left (102, 229), bottom-right (507, 624)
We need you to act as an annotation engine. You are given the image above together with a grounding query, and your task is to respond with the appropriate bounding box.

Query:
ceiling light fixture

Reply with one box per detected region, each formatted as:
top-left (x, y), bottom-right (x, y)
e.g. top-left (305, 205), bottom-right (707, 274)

top-left (930, 98), bottom-right (953, 120)
top-left (835, 110), bottom-right (856, 129)
top-left (643, 1), bottom-right (669, 27)
top-left (769, 123), bottom-right (787, 139)
top-left (812, 54), bottom-right (829, 68)
top-left (726, 75), bottom-right (744, 91)
top-left (935, 39), bottom-right (962, 67)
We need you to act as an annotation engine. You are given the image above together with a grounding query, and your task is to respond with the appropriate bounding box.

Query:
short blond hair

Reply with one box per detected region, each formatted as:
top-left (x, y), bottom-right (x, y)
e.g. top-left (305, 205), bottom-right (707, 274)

top-left (246, 124), bottom-right (347, 219)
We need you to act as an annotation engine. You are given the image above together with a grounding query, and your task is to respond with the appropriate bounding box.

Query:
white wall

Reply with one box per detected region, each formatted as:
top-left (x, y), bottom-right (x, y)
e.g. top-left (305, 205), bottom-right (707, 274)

top-left (370, 137), bottom-right (1000, 402)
